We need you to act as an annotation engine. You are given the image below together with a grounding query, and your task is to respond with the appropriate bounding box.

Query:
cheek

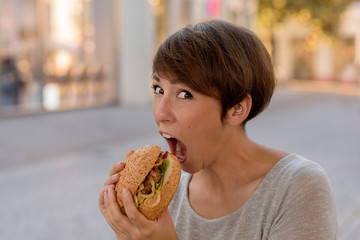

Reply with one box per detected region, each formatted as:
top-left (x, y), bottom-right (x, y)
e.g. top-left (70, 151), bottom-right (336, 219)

top-left (185, 111), bottom-right (222, 143)
top-left (152, 100), bottom-right (160, 126)
top-left (152, 110), bottom-right (157, 126)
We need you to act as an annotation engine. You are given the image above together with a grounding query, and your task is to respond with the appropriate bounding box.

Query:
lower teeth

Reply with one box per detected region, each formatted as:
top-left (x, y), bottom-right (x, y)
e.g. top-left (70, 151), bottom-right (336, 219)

top-left (175, 141), bottom-right (182, 157)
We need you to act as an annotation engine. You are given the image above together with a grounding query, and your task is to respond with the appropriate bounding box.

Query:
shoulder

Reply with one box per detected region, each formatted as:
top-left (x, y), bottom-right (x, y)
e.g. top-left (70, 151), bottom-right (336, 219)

top-left (270, 154), bottom-right (330, 186)
top-left (286, 154), bottom-right (332, 192)
top-left (266, 154), bottom-right (338, 239)
top-left (267, 154), bottom-right (335, 208)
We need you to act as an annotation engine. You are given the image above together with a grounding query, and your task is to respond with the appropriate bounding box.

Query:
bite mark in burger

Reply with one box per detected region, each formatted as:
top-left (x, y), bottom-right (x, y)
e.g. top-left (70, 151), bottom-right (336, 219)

top-left (115, 145), bottom-right (181, 220)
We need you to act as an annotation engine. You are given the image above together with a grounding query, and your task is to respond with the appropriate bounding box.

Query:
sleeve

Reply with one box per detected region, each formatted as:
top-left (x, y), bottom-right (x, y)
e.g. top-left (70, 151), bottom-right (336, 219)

top-left (268, 166), bottom-right (338, 240)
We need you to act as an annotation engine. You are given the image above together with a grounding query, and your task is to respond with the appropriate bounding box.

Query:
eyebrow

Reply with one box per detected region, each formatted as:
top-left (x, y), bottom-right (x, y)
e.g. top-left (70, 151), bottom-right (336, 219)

top-left (152, 74), bottom-right (160, 82)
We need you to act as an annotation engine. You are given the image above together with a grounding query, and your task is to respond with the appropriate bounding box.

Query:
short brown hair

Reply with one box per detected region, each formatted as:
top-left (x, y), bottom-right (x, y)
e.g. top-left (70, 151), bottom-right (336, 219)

top-left (152, 20), bottom-right (275, 124)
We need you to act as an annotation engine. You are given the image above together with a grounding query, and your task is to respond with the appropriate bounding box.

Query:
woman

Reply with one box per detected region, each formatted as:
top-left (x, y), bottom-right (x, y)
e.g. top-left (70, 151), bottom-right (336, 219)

top-left (99, 20), bottom-right (337, 240)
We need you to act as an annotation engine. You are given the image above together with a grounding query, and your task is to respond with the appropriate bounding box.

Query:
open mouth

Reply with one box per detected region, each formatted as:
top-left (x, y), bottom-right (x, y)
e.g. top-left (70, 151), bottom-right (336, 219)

top-left (161, 133), bottom-right (187, 163)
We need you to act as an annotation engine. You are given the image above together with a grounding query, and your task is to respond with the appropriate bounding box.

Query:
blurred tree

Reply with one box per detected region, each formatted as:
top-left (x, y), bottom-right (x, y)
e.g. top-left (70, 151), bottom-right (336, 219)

top-left (257, 0), bottom-right (356, 36)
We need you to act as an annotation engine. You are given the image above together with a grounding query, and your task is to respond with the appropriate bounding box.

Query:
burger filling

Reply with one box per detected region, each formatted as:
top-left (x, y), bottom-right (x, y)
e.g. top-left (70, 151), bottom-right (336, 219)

top-left (133, 151), bottom-right (169, 208)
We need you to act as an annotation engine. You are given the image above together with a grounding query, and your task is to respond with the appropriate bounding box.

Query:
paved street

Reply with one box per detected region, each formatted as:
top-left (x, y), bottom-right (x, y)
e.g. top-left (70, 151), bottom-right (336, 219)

top-left (0, 88), bottom-right (359, 240)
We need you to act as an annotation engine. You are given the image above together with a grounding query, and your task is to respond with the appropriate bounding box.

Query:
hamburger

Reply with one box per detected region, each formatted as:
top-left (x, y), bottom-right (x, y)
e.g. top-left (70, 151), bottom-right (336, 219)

top-left (115, 145), bottom-right (181, 220)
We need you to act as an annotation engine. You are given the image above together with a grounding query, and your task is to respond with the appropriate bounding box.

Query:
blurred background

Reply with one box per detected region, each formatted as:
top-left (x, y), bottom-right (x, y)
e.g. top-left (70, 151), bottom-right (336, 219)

top-left (0, 0), bottom-right (359, 114)
top-left (0, 0), bottom-right (359, 239)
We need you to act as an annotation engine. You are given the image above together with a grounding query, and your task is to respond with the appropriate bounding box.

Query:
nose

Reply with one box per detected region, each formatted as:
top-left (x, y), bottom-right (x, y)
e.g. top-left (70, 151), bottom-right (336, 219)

top-left (153, 95), bottom-right (175, 126)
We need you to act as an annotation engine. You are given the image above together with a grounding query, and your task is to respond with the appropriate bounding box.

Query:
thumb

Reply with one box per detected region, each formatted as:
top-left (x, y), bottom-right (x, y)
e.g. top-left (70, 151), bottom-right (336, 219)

top-left (155, 208), bottom-right (178, 240)
top-left (157, 208), bottom-right (173, 223)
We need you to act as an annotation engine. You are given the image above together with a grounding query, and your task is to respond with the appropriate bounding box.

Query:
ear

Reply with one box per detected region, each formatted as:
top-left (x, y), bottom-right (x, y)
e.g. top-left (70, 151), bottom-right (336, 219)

top-left (226, 94), bottom-right (252, 126)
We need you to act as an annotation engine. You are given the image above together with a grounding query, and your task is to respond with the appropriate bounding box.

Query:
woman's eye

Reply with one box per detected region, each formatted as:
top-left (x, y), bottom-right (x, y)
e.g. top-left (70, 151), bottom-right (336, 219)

top-left (152, 85), bottom-right (164, 95)
top-left (178, 90), bottom-right (193, 99)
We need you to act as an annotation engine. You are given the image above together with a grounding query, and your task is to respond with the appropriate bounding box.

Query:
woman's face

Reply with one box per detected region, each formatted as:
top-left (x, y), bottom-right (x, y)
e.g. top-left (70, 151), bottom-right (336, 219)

top-left (152, 74), bottom-right (227, 173)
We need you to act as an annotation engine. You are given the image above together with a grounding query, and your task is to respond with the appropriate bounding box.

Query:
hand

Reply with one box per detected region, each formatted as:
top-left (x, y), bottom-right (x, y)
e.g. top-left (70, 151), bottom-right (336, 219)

top-left (99, 150), bottom-right (178, 240)
top-left (99, 157), bottom-right (128, 218)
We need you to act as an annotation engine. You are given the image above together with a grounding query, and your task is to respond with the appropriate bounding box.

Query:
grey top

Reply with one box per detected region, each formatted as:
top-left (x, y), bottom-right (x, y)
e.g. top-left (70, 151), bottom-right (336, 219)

top-left (169, 154), bottom-right (337, 240)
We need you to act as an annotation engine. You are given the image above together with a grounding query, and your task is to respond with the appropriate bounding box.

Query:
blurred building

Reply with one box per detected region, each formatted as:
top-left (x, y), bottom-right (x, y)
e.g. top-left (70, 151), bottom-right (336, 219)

top-left (0, 0), bottom-right (117, 116)
top-left (0, 0), bottom-right (256, 117)
top-left (272, 1), bottom-right (360, 84)
top-left (337, 1), bottom-right (360, 84)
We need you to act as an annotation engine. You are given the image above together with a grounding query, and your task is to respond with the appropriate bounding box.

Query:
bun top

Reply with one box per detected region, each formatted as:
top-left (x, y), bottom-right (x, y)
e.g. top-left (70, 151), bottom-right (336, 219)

top-left (117, 145), bottom-right (161, 201)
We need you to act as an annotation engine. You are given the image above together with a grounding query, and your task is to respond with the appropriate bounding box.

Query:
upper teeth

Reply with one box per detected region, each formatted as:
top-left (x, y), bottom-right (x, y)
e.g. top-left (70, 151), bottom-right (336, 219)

top-left (162, 133), bottom-right (174, 139)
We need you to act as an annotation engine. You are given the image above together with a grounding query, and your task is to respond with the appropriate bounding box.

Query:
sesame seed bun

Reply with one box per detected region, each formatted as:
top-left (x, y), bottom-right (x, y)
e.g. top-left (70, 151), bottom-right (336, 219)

top-left (115, 145), bottom-right (181, 220)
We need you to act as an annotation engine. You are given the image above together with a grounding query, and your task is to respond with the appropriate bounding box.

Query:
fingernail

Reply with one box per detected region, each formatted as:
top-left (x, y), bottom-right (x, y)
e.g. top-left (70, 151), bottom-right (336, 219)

top-left (115, 162), bottom-right (120, 169)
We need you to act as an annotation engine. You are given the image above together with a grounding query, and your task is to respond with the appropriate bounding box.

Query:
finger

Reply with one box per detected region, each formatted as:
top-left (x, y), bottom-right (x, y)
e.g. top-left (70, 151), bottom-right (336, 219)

top-left (106, 187), bottom-right (134, 235)
top-left (122, 188), bottom-right (149, 228)
top-left (109, 161), bottom-right (126, 176)
top-left (115, 232), bottom-right (130, 240)
top-left (103, 189), bottom-right (120, 230)
top-left (99, 186), bottom-right (107, 212)
top-left (157, 208), bottom-right (173, 224)
top-left (126, 150), bottom-right (135, 158)
top-left (156, 208), bottom-right (178, 239)
top-left (99, 185), bottom-right (115, 214)
top-left (104, 173), bottom-right (120, 186)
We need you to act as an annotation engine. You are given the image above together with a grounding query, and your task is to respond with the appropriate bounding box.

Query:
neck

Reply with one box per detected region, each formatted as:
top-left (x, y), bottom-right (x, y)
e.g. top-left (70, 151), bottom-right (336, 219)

top-left (193, 129), bottom-right (283, 193)
top-left (188, 127), bottom-right (287, 219)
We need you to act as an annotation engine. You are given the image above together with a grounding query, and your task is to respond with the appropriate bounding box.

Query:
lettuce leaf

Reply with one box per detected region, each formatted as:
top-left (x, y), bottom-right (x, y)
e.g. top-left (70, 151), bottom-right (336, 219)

top-left (155, 159), bottom-right (169, 190)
